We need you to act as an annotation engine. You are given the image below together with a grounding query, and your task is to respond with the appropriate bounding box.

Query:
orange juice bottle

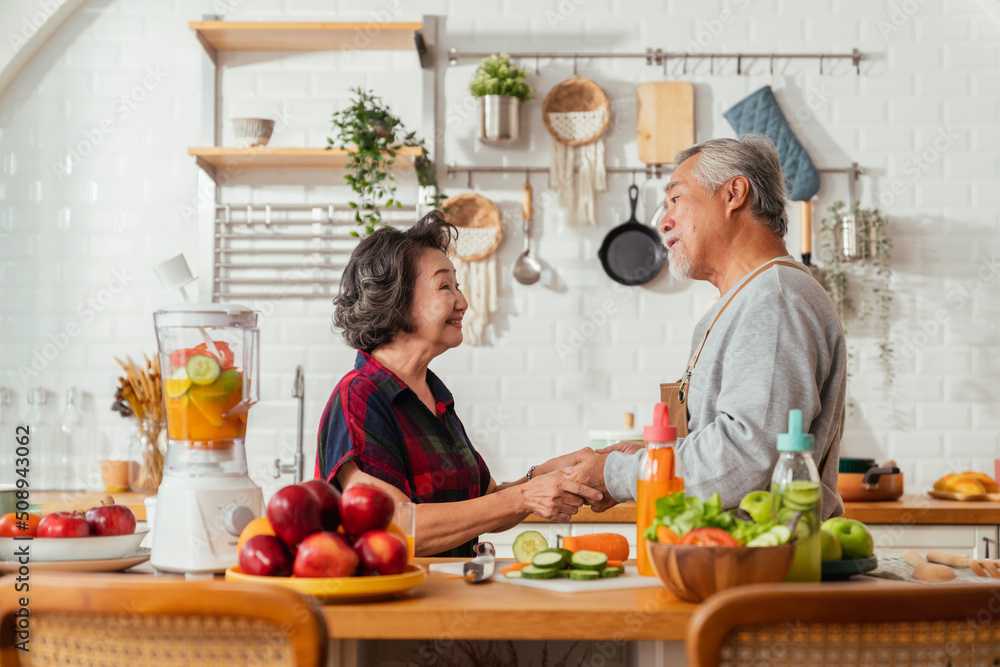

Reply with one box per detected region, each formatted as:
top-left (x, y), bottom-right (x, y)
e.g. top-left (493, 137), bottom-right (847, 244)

top-left (637, 403), bottom-right (683, 576)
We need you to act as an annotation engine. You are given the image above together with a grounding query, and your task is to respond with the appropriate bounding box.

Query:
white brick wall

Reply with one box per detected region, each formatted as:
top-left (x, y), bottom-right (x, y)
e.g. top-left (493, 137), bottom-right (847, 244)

top-left (1, 0), bottom-right (999, 501)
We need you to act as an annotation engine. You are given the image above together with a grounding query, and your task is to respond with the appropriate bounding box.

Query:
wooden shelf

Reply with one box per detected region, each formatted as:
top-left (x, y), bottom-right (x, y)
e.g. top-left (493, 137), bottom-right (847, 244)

top-left (188, 147), bottom-right (420, 183)
top-left (189, 21), bottom-right (422, 52)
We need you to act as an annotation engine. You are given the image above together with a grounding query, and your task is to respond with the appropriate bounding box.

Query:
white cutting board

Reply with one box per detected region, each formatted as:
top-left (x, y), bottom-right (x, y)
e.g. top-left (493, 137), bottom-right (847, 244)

top-left (430, 560), bottom-right (664, 594)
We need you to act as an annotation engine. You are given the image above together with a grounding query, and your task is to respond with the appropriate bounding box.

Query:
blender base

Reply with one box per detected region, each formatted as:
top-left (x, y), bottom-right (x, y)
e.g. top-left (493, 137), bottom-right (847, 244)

top-left (150, 474), bottom-right (263, 574)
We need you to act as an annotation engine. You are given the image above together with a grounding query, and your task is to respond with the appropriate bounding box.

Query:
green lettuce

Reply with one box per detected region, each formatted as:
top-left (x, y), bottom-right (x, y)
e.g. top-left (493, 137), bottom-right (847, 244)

top-left (645, 491), bottom-right (774, 544)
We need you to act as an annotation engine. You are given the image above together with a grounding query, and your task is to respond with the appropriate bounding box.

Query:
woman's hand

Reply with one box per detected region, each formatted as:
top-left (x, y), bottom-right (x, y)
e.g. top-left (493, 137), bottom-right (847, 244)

top-left (533, 447), bottom-right (597, 477)
top-left (518, 471), bottom-right (603, 522)
top-left (595, 441), bottom-right (645, 456)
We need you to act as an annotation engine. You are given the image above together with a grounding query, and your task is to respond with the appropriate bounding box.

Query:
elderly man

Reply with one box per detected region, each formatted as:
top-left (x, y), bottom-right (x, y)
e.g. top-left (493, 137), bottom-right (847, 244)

top-left (574, 134), bottom-right (847, 520)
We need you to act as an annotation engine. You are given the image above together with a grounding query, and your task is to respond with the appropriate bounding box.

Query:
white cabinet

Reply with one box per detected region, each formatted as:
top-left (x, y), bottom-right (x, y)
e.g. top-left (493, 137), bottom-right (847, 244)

top-left (869, 524), bottom-right (1000, 559)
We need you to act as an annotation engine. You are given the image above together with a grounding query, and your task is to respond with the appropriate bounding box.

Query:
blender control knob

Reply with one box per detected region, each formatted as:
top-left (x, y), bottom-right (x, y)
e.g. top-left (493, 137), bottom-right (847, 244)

top-left (223, 505), bottom-right (256, 537)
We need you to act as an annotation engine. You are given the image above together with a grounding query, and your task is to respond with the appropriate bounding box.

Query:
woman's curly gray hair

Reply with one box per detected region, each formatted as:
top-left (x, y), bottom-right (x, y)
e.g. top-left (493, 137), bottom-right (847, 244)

top-left (334, 211), bottom-right (457, 351)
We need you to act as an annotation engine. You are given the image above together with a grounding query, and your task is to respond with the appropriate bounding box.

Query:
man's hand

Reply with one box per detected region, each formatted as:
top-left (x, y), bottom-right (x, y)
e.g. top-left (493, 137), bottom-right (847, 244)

top-left (518, 471), bottom-right (603, 523)
top-left (595, 441), bottom-right (645, 456)
top-left (565, 453), bottom-right (619, 513)
top-left (534, 447), bottom-right (597, 476)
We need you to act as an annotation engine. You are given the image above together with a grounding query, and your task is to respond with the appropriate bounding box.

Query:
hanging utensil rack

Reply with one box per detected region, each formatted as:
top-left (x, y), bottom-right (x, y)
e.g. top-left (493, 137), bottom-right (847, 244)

top-left (212, 203), bottom-right (419, 301)
top-left (448, 48), bottom-right (864, 76)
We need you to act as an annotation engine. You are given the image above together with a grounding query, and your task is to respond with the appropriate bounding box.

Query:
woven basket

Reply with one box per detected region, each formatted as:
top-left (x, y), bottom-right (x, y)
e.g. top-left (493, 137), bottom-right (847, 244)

top-left (542, 77), bottom-right (611, 146)
top-left (441, 193), bottom-right (503, 262)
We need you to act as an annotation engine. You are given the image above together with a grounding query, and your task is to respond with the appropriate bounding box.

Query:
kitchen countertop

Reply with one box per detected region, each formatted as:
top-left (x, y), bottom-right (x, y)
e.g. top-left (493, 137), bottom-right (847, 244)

top-left (30, 491), bottom-right (152, 521)
top-left (525, 496), bottom-right (1000, 525)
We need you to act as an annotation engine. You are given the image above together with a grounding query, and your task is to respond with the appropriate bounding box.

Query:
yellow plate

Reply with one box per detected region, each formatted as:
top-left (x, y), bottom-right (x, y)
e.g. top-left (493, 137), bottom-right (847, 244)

top-left (225, 563), bottom-right (425, 603)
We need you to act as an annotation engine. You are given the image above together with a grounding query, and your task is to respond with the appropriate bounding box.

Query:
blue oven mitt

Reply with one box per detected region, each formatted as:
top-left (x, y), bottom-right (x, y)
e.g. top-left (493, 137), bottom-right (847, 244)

top-left (723, 86), bottom-right (820, 202)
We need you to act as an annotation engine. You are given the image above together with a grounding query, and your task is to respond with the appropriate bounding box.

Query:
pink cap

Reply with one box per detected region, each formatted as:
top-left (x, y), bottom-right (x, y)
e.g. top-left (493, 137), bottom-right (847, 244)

top-left (643, 403), bottom-right (677, 443)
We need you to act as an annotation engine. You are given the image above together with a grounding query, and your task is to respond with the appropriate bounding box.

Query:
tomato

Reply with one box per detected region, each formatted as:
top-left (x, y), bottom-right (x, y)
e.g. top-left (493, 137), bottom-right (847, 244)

top-left (195, 341), bottom-right (235, 369)
top-left (168, 348), bottom-right (204, 369)
top-left (0, 512), bottom-right (42, 537)
top-left (656, 525), bottom-right (682, 545)
top-left (679, 527), bottom-right (739, 547)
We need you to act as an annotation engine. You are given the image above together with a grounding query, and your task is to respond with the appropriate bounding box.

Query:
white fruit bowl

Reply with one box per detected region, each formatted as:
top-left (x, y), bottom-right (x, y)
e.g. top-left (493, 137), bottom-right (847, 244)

top-left (0, 523), bottom-right (149, 562)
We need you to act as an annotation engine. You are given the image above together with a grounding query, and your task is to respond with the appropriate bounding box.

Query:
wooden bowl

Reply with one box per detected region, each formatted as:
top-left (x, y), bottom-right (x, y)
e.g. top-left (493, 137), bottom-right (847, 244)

top-left (541, 77), bottom-right (610, 146)
top-left (646, 541), bottom-right (796, 603)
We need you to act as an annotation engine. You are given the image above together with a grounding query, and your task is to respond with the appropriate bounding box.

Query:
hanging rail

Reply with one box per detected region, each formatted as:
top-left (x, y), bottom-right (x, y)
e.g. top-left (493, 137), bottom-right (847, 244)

top-left (448, 48), bottom-right (864, 75)
top-left (445, 164), bottom-right (671, 188)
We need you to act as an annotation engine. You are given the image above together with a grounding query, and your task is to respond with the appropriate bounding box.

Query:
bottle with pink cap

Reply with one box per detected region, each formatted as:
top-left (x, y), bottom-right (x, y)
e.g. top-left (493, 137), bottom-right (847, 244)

top-left (637, 402), bottom-right (684, 577)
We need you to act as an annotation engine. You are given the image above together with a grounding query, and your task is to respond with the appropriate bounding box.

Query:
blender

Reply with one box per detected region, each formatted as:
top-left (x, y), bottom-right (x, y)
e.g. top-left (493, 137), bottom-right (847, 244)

top-left (150, 302), bottom-right (263, 574)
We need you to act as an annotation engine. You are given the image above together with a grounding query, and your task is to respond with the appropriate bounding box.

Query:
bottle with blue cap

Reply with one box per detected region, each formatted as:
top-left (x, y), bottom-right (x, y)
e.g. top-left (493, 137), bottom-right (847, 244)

top-left (771, 409), bottom-right (822, 582)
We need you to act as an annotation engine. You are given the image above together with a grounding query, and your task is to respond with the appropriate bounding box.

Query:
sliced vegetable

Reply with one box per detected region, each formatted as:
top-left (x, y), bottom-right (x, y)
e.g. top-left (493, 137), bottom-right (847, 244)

top-left (520, 565), bottom-right (558, 579)
top-left (512, 530), bottom-right (548, 563)
top-left (656, 525), bottom-right (682, 545)
top-left (680, 527), bottom-right (739, 547)
top-left (168, 348), bottom-right (204, 370)
top-left (195, 341), bottom-right (236, 369)
top-left (569, 570), bottom-right (600, 581)
top-left (570, 550), bottom-right (608, 571)
top-left (499, 562), bottom-right (530, 575)
top-left (504, 570), bottom-right (523, 579)
top-left (606, 560), bottom-right (623, 568)
top-left (186, 354), bottom-right (221, 386)
top-left (556, 569), bottom-right (573, 578)
top-left (164, 367), bottom-right (192, 398)
top-left (561, 533), bottom-right (629, 561)
top-left (531, 550), bottom-right (568, 570)
top-left (601, 566), bottom-right (624, 578)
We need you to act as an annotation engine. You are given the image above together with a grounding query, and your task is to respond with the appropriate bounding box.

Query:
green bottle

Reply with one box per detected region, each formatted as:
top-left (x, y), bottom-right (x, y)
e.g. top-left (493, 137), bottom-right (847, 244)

top-left (771, 410), bottom-right (822, 583)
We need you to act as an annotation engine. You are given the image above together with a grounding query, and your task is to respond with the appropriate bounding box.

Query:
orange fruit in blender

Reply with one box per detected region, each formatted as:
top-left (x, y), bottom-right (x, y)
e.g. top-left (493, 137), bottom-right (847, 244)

top-left (237, 517), bottom-right (276, 554)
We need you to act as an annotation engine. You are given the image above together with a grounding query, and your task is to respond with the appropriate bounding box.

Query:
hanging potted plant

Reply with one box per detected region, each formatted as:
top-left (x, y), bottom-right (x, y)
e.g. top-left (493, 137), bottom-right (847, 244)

top-left (327, 88), bottom-right (443, 236)
top-left (816, 201), bottom-right (894, 387)
top-left (469, 53), bottom-right (534, 145)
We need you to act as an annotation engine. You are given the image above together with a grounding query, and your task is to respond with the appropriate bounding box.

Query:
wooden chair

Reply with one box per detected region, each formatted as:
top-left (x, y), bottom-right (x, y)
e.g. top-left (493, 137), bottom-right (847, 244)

top-left (688, 581), bottom-right (1000, 666)
top-left (0, 574), bottom-right (327, 666)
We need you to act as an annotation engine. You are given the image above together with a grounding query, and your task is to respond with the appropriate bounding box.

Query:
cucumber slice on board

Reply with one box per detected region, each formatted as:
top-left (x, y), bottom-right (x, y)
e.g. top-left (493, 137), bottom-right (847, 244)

top-left (504, 570), bottom-right (523, 579)
top-left (512, 531), bottom-right (548, 563)
top-left (569, 570), bottom-right (600, 581)
top-left (531, 550), bottom-right (568, 570)
top-left (601, 566), bottom-right (624, 578)
top-left (570, 550), bottom-right (608, 571)
top-left (520, 565), bottom-right (558, 579)
top-left (556, 570), bottom-right (573, 578)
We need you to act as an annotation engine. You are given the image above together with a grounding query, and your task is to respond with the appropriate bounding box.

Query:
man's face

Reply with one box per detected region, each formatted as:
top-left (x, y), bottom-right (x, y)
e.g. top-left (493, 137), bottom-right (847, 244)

top-left (658, 155), bottom-right (728, 281)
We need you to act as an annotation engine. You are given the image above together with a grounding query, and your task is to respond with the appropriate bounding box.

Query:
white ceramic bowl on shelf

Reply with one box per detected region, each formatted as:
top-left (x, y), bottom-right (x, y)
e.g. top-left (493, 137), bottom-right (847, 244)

top-left (231, 118), bottom-right (275, 148)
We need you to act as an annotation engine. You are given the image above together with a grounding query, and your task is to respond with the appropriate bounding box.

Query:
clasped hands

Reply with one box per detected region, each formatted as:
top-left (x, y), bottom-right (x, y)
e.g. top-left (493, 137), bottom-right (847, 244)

top-left (518, 442), bottom-right (644, 521)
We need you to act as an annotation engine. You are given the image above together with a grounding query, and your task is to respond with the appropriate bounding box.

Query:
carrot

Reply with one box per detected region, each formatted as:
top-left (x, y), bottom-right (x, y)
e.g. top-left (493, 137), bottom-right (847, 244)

top-left (499, 562), bottom-right (530, 574)
top-left (656, 525), bottom-right (681, 545)
top-left (606, 560), bottom-right (623, 568)
top-left (561, 533), bottom-right (630, 561)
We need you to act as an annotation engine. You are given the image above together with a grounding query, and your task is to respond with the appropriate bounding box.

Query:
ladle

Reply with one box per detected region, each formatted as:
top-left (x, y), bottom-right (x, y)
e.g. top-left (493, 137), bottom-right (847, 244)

top-left (512, 182), bottom-right (541, 285)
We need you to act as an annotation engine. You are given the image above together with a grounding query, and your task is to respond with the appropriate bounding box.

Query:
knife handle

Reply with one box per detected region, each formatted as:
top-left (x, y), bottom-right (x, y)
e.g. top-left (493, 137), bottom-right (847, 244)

top-left (926, 551), bottom-right (971, 568)
top-left (523, 183), bottom-right (533, 223)
top-left (800, 200), bottom-right (812, 254)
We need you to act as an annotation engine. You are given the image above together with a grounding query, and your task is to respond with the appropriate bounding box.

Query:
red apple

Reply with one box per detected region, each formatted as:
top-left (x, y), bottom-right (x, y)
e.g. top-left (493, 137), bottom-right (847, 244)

top-left (239, 534), bottom-right (293, 577)
top-left (266, 484), bottom-right (323, 548)
top-left (85, 504), bottom-right (136, 536)
top-left (353, 530), bottom-right (408, 576)
top-left (293, 531), bottom-right (359, 578)
top-left (301, 479), bottom-right (341, 532)
top-left (339, 484), bottom-right (394, 537)
top-left (36, 512), bottom-right (91, 538)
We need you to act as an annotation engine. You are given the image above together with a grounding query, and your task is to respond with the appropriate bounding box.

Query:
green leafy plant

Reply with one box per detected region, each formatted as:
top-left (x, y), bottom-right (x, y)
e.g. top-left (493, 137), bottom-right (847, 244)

top-left (469, 53), bottom-right (534, 101)
top-left (816, 201), bottom-right (894, 387)
top-left (327, 88), bottom-right (443, 236)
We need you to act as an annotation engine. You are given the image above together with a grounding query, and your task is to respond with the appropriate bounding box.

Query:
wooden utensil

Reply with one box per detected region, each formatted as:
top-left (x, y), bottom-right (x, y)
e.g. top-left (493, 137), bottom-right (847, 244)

top-left (902, 550), bottom-right (957, 582)
top-left (800, 200), bottom-right (813, 266)
top-left (637, 82), bottom-right (694, 164)
top-left (926, 551), bottom-right (1000, 578)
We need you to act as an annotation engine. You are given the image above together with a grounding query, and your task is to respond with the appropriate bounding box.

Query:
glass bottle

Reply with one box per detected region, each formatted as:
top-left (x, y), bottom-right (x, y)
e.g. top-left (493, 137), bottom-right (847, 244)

top-left (0, 389), bottom-right (13, 486)
top-left (637, 402), bottom-right (683, 577)
top-left (23, 387), bottom-right (53, 490)
top-left (58, 387), bottom-right (84, 491)
top-left (771, 409), bottom-right (822, 583)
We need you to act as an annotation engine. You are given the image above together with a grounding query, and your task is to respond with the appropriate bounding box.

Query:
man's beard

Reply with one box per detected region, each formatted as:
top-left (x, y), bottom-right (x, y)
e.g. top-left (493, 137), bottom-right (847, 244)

top-left (667, 241), bottom-right (692, 280)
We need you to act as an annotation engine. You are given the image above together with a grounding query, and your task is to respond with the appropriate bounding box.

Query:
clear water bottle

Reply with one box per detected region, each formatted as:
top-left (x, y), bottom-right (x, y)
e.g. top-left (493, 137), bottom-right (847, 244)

top-left (23, 387), bottom-right (54, 490)
top-left (771, 409), bottom-right (822, 583)
top-left (58, 387), bottom-right (84, 491)
top-left (0, 389), bottom-right (13, 486)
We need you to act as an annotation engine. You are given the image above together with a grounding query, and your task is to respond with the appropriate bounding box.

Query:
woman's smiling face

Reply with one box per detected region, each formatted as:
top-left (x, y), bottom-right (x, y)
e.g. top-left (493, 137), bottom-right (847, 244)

top-left (407, 248), bottom-right (468, 351)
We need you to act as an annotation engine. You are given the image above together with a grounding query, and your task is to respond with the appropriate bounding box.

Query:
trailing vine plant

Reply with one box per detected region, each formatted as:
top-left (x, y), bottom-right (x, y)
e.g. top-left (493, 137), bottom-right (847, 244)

top-left (328, 88), bottom-right (443, 237)
top-left (816, 201), bottom-right (895, 388)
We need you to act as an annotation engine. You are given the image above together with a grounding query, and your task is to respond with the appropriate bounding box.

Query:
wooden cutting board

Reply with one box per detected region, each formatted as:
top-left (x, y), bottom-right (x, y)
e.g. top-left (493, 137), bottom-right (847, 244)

top-left (637, 81), bottom-right (695, 165)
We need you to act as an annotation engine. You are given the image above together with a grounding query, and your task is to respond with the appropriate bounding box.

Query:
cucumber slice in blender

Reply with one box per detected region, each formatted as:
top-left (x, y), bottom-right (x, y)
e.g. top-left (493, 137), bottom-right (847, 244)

top-left (186, 354), bottom-right (221, 386)
top-left (569, 550), bottom-right (608, 571)
top-left (512, 530), bottom-right (548, 563)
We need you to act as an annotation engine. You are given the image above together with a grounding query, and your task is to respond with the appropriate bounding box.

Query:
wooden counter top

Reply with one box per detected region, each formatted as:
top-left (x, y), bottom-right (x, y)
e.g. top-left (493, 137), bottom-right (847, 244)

top-left (526, 496), bottom-right (1000, 525)
top-left (30, 491), bottom-right (152, 521)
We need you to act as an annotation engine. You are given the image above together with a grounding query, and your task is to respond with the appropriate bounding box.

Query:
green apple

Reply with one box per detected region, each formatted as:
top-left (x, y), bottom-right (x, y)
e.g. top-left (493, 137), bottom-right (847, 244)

top-left (821, 517), bottom-right (874, 559)
top-left (738, 490), bottom-right (772, 524)
top-left (820, 529), bottom-right (843, 561)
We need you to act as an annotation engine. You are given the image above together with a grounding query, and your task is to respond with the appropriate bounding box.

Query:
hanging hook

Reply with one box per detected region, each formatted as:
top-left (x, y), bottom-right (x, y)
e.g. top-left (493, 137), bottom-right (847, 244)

top-left (853, 48), bottom-right (861, 76)
top-left (631, 170), bottom-right (637, 186)
top-left (246, 204), bottom-right (253, 230)
top-left (466, 169), bottom-right (472, 189)
top-left (264, 203), bottom-right (272, 231)
top-left (525, 169), bottom-right (530, 185)
top-left (662, 52), bottom-right (668, 76)
top-left (682, 54), bottom-right (688, 75)
top-left (573, 55), bottom-right (578, 76)
top-left (737, 54), bottom-right (742, 75)
top-left (535, 55), bottom-right (540, 76)
top-left (709, 55), bottom-right (714, 75)
top-left (769, 54), bottom-right (775, 88)
top-left (769, 55), bottom-right (774, 75)
top-left (819, 55), bottom-right (823, 75)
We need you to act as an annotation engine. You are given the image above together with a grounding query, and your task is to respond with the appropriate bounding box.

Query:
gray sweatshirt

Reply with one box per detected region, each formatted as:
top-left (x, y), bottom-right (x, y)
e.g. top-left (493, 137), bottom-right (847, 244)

top-left (604, 256), bottom-right (847, 520)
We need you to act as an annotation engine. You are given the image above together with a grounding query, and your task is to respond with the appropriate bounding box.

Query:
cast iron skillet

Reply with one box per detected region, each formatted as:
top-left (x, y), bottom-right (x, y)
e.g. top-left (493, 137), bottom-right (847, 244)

top-left (598, 184), bottom-right (667, 286)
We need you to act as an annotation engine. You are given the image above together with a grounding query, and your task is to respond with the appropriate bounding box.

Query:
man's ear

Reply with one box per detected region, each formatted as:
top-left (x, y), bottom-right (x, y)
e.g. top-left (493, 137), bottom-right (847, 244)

top-left (725, 175), bottom-right (751, 213)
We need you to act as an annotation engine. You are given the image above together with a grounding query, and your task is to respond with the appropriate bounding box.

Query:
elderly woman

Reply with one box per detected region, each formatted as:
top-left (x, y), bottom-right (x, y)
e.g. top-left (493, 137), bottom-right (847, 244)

top-left (317, 212), bottom-right (601, 557)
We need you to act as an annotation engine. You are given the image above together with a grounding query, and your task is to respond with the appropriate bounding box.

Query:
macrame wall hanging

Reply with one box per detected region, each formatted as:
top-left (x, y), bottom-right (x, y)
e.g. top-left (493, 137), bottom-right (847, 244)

top-left (542, 77), bottom-right (611, 225)
top-left (442, 193), bottom-right (502, 346)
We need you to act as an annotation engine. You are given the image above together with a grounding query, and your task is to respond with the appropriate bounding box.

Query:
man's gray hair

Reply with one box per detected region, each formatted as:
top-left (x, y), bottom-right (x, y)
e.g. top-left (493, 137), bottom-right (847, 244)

top-left (673, 134), bottom-right (789, 238)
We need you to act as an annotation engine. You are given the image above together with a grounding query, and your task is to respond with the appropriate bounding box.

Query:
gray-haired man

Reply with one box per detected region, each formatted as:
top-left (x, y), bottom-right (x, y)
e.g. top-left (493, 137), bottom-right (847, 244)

top-left (572, 134), bottom-right (847, 520)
